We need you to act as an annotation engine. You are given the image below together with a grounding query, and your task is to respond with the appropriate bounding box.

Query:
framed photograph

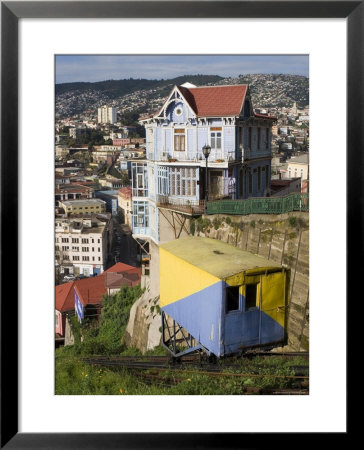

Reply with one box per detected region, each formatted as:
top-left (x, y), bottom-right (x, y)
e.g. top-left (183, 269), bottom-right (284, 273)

top-left (1, 1), bottom-right (357, 447)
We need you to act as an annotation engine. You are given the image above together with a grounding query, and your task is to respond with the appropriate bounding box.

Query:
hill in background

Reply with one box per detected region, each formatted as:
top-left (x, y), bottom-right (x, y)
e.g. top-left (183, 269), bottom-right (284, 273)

top-left (56, 74), bottom-right (309, 118)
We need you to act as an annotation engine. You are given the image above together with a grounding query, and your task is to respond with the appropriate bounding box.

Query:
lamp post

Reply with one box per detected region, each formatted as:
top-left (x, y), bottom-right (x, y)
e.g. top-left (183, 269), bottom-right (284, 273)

top-left (202, 144), bottom-right (211, 213)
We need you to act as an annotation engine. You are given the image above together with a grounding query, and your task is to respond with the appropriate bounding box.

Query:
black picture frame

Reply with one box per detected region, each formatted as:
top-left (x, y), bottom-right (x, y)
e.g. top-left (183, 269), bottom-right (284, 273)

top-left (1, 1), bottom-right (357, 448)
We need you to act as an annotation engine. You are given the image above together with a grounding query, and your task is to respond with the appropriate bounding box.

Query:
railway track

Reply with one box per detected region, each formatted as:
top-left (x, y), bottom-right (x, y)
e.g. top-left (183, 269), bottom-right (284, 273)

top-left (82, 352), bottom-right (309, 394)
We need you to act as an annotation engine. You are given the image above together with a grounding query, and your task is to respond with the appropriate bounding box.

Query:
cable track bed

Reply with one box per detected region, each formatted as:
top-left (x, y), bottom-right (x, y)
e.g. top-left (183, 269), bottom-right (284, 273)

top-left (82, 352), bottom-right (309, 394)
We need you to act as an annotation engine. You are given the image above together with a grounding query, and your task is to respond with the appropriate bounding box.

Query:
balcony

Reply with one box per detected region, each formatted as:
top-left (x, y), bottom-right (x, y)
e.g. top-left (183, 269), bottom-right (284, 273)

top-left (156, 195), bottom-right (205, 216)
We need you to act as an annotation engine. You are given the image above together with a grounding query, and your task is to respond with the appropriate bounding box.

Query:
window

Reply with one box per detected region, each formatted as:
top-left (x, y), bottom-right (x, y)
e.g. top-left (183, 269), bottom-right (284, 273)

top-left (248, 127), bottom-right (252, 149)
top-left (72, 238), bottom-right (79, 243)
top-left (72, 246), bottom-right (79, 252)
top-left (73, 256), bottom-right (80, 261)
top-left (61, 246), bottom-right (69, 251)
top-left (258, 167), bottom-right (261, 190)
top-left (245, 284), bottom-right (258, 310)
top-left (132, 162), bottom-right (148, 197)
top-left (82, 247), bottom-right (89, 252)
top-left (257, 127), bottom-right (261, 150)
top-left (265, 128), bottom-right (269, 149)
top-left (82, 256), bottom-right (89, 261)
top-left (169, 167), bottom-right (197, 197)
top-left (132, 201), bottom-right (149, 228)
top-left (174, 129), bottom-right (185, 151)
top-left (210, 128), bottom-right (222, 150)
top-left (61, 238), bottom-right (69, 243)
top-left (226, 286), bottom-right (240, 312)
top-left (81, 238), bottom-right (89, 244)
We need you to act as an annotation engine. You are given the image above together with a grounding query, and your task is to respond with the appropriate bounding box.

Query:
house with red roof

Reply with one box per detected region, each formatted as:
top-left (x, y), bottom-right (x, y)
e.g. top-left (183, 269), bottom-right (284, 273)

top-left (133, 82), bottom-right (277, 243)
top-left (55, 262), bottom-right (142, 340)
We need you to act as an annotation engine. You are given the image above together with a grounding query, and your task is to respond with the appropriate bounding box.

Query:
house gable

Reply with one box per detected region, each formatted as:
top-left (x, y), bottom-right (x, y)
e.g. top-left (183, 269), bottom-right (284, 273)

top-left (155, 85), bottom-right (196, 123)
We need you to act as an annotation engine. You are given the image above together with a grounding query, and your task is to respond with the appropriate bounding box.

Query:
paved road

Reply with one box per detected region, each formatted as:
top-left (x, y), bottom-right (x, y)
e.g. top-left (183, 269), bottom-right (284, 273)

top-left (110, 216), bottom-right (139, 267)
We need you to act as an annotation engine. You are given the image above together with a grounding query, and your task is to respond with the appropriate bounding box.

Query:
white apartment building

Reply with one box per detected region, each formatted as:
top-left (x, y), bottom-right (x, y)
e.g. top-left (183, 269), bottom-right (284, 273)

top-left (98, 105), bottom-right (117, 124)
top-left (55, 216), bottom-right (111, 276)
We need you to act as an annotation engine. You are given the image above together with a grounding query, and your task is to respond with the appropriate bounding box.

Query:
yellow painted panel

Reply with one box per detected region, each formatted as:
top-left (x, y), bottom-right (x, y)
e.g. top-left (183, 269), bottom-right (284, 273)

top-left (160, 247), bottom-right (220, 307)
top-left (225, 272), bottom-right (244, 286)
top-left (261, 272), bottom-right (286, 327)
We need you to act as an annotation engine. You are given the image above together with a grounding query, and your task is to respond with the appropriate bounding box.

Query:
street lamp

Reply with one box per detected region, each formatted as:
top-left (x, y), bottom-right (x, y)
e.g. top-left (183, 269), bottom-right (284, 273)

top-left (202, 144), bottom-right (211, 212)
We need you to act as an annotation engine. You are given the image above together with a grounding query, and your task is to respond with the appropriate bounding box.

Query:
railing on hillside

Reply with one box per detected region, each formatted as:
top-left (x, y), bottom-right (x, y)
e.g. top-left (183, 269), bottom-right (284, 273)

top-left (206, 193), bottom-right (309, 215)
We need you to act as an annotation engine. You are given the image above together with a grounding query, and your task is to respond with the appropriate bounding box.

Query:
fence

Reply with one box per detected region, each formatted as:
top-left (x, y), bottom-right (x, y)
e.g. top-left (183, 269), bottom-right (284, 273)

top-left (206, 193), bottom-right (309, 215)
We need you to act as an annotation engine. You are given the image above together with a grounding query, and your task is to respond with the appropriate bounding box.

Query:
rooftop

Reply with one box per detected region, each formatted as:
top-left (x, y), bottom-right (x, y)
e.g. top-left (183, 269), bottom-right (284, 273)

top-left (56, 262), bottom-right (141, 311)
top-left (160, 237), bottom-right (282, 279)
top-left (61, 199), bottom-right (106, 207)
top-left (178, 84), bottom-right (248, 117)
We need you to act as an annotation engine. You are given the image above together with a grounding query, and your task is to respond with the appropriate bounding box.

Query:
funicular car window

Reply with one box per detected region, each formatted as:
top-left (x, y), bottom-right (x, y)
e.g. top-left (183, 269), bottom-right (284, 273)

top-left (245, 283), bottom-right (258, 310)
top-left (226, 286), bottom-right (240, 313)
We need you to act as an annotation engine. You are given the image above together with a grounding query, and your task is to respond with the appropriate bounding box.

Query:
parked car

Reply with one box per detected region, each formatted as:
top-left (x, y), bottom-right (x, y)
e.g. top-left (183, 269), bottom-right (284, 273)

top-left (63, 274), bottom-right (75, 281)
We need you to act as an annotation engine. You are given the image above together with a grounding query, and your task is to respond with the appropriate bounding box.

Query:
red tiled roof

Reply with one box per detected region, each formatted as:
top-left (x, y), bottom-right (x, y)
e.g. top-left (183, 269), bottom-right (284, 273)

top-left (55, 281), bottom-right (76, 312)
top-left (104, 262), bottom-right (140, 273)
top-left (178, 84), bottom-right (248, 117)
top-left (74, 275), bottom-right (108, 306)
top-left (105, 271), bottom-right (141, 288)
top-left (55, 262), bottom-right (142, 311)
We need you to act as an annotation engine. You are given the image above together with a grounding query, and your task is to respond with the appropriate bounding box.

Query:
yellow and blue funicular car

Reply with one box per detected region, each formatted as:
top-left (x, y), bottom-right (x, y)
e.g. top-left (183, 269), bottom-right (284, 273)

top-left (160, 237), bottom-right (290, 358)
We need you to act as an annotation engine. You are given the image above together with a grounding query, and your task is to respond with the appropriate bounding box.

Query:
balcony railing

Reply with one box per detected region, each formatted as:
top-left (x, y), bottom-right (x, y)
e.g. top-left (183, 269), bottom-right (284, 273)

top-left (156, 195), bottom-right (205, 215)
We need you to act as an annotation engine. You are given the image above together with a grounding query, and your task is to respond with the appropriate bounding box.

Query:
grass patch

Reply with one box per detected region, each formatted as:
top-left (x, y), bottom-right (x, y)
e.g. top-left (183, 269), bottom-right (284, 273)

top-left (55, 351), bottom-right (308, 395)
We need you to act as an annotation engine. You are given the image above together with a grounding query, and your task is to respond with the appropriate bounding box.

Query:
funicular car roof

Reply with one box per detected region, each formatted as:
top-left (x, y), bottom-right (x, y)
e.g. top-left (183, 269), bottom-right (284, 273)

top-left (160, 237), bottom-right (282, 280)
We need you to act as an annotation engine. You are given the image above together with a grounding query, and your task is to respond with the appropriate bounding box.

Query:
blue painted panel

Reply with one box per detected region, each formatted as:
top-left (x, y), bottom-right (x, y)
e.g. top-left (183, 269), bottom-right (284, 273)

top-left (156, 127), bottom-right (162, 159)
top-left (187, 129), bottom-right (194, 156)
top-left (162, 282), bottom-right (223, 356)
top-left (224, 309), bottom-right (285, 355)
top-left (74, 289), bottom-right (84, 320)
top-left (93, 267), bottom-right (101, 276)
top-left (197, 127), bottom-right (208, 156)
top-left (223, 127), bottom-right (235, 154)
top-left (165, 129), bottom-right (171, 152)
top-left (260, 312), bottom-right (285, 344)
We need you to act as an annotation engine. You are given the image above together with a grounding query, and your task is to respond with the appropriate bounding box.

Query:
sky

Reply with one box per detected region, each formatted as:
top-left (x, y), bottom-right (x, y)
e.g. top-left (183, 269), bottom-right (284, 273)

top-left (55, 55), bottom-right (309, 84)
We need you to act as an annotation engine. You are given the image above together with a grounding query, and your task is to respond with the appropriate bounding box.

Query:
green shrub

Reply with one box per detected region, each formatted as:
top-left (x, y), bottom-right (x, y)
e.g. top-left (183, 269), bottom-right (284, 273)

top-left (288, 217), bottom-right (297, 227)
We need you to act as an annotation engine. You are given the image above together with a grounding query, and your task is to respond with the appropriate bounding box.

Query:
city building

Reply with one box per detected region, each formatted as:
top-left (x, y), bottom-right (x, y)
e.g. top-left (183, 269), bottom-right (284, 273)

top-left (98, 105), bottom-right (117, 124)
top-left (131, 82), bottom-right (277, 244)
top-left (285, 153), bottom-right (309, 192)
top-left (55, 214), bottom-right (112, 277)
top-left (96, 190), bottom-right (119, 215)
top-left (55, 183), bottom-right (94, 206)
top-left (118, 187), bottom-right (132, 226)
top-left (59, 198), bottom-right (106, 216)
